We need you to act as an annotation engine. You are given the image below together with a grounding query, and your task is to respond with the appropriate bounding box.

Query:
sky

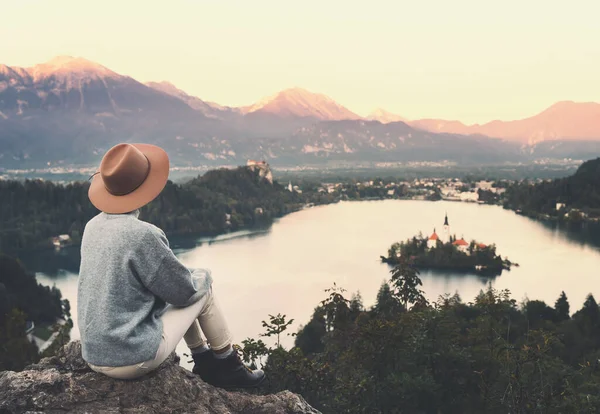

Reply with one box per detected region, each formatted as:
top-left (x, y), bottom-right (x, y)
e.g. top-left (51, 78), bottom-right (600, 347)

top-left (1, 0), bottom-right (599, 124)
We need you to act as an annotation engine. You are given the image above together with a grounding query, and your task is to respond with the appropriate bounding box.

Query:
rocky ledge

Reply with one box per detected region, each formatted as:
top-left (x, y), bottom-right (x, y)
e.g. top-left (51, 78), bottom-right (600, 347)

top-left (0, 341), bottom-right (320, 414)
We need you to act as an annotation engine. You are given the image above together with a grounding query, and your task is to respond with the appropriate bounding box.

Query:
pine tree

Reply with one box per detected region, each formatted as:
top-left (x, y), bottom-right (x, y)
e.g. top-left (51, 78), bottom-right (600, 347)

top-left (580, 294), bottom-right (600, 325)
top-left (554, 291), bottom-right (570, 321)
top-left (294, 307), bottom-right (327, 355)
top-left (349, 291), bottom-right (364, 320)
top-left (373, 281), bottom-right (400, 317)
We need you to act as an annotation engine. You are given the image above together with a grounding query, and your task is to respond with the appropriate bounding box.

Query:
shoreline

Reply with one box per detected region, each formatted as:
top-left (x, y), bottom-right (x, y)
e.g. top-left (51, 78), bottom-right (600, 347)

top-left (5, 202), bottom-right (320, 257)
top-left (14, 196), bottom-right (596, 259)
top-left (380, 256), bottom-right (511, 278)
top-left (510, 207), bottom-right (600, 224)
top-left (16, 195), bottom-right (600, 252)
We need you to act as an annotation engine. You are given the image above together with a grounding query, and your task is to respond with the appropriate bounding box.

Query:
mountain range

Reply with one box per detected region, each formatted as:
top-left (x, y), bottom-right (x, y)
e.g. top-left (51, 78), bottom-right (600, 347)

top-left (1, 56), bottom-right (599, 169)
top-left (372, 101), bottom-right (600, 145)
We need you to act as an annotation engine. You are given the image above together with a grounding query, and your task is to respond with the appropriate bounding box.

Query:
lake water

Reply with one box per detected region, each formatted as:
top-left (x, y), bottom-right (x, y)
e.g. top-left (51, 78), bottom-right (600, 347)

top-left (26, 200), bottom-right (600, 370)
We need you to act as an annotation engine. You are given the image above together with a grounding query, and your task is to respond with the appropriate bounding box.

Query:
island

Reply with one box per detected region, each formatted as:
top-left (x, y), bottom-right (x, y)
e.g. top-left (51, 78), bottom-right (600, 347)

top-left (381, 214), bottom-right (515, 276)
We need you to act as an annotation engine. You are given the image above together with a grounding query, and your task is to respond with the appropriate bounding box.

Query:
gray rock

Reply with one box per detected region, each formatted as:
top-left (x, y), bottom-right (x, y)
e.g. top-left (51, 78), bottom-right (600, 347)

top-left (0, 341), bottom-right (320, 414)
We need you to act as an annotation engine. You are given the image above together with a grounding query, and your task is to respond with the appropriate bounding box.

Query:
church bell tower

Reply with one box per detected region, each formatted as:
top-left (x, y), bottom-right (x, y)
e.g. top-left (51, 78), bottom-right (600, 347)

top-left (443, 212), bottom-right (450, 242)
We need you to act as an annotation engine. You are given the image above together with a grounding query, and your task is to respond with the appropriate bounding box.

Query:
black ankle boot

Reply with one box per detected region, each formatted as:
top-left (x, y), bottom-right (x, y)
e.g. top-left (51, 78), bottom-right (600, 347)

top-left (192, 349), bottom-right (265, 389)
top-left (191, 351), bottom-right (216, 383)
top-left (209, 349), bottom-right (265, 389)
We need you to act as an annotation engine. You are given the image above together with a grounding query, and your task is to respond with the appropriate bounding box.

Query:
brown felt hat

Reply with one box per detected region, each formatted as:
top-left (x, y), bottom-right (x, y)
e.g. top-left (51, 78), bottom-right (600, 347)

top-left (88, 143), bottom-right (169, 214)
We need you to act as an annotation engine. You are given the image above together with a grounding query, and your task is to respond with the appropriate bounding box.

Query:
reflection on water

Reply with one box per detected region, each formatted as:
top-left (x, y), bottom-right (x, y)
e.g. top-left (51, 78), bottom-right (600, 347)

top-left (19, 245), bottom-right (82, 276)
top-left (540, 220), bottom-right (600, 251)
top-left (423, 268), bottom-right (498, 284)
top-left (18, 226), bottom-right (275, 275)
top-left (22, 200), bottom-right (600, 370)
top-left (170, 227), bottom-right (273, 254)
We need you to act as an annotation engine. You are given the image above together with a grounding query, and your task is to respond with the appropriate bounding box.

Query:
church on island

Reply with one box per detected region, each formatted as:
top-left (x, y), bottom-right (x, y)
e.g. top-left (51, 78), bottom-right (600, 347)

top-left (382, 213), bottom-right (514, 276)
top-left (426, 213), bottom-right (487, 255)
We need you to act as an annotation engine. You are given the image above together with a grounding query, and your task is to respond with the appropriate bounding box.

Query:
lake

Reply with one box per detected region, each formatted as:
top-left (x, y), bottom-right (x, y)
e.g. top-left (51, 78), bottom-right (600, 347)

top-left (26, 200), bottom-right (600, 370)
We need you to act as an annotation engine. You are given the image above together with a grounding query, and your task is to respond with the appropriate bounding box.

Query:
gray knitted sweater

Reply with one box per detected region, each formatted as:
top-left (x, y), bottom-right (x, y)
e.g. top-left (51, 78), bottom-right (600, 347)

top-left (77, 211), bottom-right (213, 367)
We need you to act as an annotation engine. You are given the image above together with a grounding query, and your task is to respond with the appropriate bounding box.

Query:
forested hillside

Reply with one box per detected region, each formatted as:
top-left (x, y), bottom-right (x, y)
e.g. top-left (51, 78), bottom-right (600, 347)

top-left (0, 254), bottom-right (67, 371)
top-left (504, 157), bottom-right (600, 218)
top-left (253, 262), bottom-right (600, 413)
top-left (0, 166), bottom-right (323, 251)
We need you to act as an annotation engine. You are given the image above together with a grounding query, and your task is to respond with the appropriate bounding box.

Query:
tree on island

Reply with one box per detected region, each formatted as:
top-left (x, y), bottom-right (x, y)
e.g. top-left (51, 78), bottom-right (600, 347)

top-left (384, 233), bottom-right (510, 276)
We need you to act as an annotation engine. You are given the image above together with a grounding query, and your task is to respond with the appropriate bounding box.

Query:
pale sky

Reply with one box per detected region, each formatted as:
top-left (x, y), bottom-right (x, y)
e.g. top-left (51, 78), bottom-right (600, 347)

top-left (2, 0), bottom-right (599, 123)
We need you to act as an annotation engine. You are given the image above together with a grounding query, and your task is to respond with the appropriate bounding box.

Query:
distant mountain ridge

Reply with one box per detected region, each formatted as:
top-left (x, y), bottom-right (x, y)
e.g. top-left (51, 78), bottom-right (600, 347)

top-left (371, 102), bottom-right (600, 144)
top-left (1, 56), bottom-right (599, 168)
top-left (367, 108), bottom-right (407, 124)
top-left (0, 56), bottom-right (227, 165)
top-left (0, 56), bottom-right (118, 84)
top-left (145, 81), bottom-right (239, 120)
top-left (0, 56), bottom-right (198, 115)
top-left (238, 87), bottom-right (361, 121)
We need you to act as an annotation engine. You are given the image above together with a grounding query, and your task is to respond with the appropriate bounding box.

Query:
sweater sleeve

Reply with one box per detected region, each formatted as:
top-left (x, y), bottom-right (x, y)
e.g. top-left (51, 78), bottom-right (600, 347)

top-left (137, 226), bottom-right (208, 307)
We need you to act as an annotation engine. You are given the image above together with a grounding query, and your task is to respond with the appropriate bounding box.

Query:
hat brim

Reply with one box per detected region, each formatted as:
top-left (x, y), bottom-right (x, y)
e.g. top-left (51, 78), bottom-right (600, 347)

top-left (88, 144), bottom-right (170, 214)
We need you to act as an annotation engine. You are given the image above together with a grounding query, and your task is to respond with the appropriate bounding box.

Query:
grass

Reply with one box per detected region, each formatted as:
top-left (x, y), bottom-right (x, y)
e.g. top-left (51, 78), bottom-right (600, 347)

top-left (33, 324), bottom-right (54, 341)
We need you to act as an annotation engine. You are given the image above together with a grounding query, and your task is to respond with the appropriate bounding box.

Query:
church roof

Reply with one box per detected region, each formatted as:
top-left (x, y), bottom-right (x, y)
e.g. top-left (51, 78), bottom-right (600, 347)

top-left (453, 238), bottom-right (468, 246)
top-left (444, 213), bottom-right (449, 226)
top-left (429, 232), bottom-right (439, 241)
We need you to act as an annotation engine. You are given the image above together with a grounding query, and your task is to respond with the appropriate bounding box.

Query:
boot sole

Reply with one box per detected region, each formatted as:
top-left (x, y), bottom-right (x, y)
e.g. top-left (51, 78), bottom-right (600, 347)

top-left (217, 374), bottom-right (267, 390)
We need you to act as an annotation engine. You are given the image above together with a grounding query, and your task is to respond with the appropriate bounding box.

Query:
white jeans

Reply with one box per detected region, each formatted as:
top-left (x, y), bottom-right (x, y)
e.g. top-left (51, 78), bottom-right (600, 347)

top-left (88, 287), bottom-right (232, 380)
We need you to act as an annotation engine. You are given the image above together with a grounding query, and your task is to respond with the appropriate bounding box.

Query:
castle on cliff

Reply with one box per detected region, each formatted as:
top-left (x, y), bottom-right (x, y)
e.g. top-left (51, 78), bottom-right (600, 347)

top-left (246, 160), bottom-right (273, 184)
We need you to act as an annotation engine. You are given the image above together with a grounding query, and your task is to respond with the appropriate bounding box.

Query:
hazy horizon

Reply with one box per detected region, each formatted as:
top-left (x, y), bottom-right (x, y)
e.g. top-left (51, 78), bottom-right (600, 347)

top-left (2, 0), bottom-right (599, 123)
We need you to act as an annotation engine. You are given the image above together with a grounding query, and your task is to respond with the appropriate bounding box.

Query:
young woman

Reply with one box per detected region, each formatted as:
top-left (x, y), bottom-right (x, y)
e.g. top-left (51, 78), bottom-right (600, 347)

top-left (77, 143), bottom-right (264, 388)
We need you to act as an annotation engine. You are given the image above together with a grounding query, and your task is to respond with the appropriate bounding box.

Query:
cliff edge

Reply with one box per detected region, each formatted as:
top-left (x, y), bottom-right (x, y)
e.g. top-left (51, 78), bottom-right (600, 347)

top-left (0, 341), bottom-right (320, 414)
